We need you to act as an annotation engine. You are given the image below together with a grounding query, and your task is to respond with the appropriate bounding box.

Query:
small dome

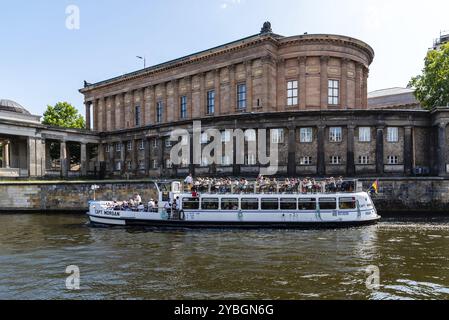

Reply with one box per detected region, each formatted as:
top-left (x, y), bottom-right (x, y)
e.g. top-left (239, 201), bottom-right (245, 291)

top-left (0, 99), bottom-right (31, 115)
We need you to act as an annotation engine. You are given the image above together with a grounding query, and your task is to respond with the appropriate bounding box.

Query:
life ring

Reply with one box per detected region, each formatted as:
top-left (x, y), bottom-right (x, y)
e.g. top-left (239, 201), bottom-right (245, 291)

top-left (179, 210), bottom-right (185, 221)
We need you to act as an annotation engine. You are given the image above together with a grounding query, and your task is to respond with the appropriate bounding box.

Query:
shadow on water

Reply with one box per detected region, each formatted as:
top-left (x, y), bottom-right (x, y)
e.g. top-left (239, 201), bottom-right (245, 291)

top-left (0, 213), bottom-right (448, 300)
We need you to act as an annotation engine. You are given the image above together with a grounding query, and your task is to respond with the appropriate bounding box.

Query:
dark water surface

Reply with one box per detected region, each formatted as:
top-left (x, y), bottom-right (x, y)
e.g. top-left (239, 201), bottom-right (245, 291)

top-left (0, 214), bottom-right (448, 300)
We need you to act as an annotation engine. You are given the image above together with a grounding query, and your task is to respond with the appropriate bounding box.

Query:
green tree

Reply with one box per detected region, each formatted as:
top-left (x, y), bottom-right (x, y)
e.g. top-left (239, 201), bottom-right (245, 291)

top-left (42, 102), bottom-right (85, 129)
top-left (409, 42), bottom-right (449, 110)
top-left (42, 102), bottom-right (85, 169)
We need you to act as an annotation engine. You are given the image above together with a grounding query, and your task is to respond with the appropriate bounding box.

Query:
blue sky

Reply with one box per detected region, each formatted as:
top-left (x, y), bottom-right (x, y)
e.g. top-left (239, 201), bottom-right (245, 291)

top-left (0, 0), bottom-right (448, 116)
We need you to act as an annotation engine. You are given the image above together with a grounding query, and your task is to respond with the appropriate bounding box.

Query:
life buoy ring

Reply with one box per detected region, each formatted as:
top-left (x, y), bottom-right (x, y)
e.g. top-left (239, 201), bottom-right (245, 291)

top-left (179, 210), bottom-right (185, 221)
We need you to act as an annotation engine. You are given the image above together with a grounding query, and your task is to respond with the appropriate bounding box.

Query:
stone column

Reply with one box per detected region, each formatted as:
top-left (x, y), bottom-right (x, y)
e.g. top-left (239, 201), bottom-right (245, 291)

top-left (320, 56), bottom-right (329, 109)
top-left (200, 73), bottom-right (206, 115)
top-left (362, 67), bottom-right (369, 109)
top-left (144, 137), bottom-right (150, 176)
top-left (277, 58), bottom-right (286, 111)
top-left (120, 141), bottom-right (126, 175)
top-left (245, 61), bottom-right (253, 112)
top-left (298, 57), bottom-right (307, 110)
top-left (341, 59), bottom-right (349, 109)
top-left (85, 102), bottom-right (92, 130)
top-left (317, 125), bottom-right (326, 176)
top-left (80, 143), bottom-right (87, 176)
top-left (355, 63), bottom-right (363, 108)
top-left (92, 100), bottom-right (98, 131)
top-left (4, 141), bottom-right (10, 168)
top-left (229, 65), bottom-right (236, 113)
top-left (172, 80), bottom-right (179, 122)
top-left (140, 89), bottom-right (145, 126)
top-left (110, 96), bottom-right (116, 130)
top-left (437, 122), bottom-right (447, 176)
top-left (287, 126), bottom-right (296, 176)
top-left (347, 125), bottom-right (355, 176)
top-left (376, 126), bottom-right (385, 175)
top-left (404, 126), bottom-right (413, 175)
top-left (60, 141), bottom-right (68, 178)
top-left (214, 69), bottom-right (221, 115)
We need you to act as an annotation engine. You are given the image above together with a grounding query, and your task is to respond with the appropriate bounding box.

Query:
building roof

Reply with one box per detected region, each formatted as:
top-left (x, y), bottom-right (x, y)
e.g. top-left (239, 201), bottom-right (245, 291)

top-left (0, 99), bottom-right (31, 115)
top-left (368, 87), bottom-right (420, 109)
top-left (368, 87), bottom-right (415, 99)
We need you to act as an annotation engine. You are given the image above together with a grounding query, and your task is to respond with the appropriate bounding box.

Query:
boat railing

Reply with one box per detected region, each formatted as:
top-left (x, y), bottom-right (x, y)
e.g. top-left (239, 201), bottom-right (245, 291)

top-left (180, 179), bottom-right (360, 195)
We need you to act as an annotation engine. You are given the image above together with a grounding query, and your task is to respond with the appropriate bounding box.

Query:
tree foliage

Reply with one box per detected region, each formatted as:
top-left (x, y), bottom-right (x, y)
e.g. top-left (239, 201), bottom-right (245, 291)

top-left (42, 102), bottom-right (85, 129)
top-left (409, 42), bottom-right (449, 110)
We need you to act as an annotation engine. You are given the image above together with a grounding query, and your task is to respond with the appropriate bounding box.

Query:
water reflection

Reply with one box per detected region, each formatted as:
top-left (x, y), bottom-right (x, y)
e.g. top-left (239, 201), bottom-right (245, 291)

top-left (0, 214), bottom-right (448, 300)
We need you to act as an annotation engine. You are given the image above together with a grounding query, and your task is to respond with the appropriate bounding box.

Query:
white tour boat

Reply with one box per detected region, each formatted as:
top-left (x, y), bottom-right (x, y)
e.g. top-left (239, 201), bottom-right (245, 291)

top-left (87, 180), bottom-right (381, 229)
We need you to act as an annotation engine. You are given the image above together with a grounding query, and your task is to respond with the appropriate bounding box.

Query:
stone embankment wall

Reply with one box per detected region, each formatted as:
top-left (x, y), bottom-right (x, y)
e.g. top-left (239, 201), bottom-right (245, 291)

top-left (0, 180), bottom-right (158, 213)
top-left (0, 178), bottom-right (448, 214)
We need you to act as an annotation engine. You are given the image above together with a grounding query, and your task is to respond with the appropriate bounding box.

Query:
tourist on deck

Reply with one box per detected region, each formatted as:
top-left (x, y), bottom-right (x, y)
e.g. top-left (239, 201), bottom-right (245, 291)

top-left (184, 173), bottom-right (194, 191)
top-left (134, 193), bottom-right (142, 205)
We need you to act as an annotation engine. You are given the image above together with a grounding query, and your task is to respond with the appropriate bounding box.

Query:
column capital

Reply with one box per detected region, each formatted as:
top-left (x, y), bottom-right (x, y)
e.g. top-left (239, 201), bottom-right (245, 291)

top-left (320, 56), bottom-right (329, 63)
top-left (347, 124), bottom-right (356, 130)
top-left (438, 122), bottom-right (448, 129)
top-left (317, 124), bottom-right (326, 130)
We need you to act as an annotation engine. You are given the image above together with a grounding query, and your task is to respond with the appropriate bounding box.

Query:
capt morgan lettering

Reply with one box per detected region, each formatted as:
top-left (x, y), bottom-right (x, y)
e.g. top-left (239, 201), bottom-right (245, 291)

top-left (174, 304), bottom-right (208, 318)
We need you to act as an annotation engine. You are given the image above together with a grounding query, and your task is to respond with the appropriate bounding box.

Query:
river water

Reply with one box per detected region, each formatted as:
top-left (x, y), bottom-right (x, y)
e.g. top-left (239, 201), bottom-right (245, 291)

top-left (0, 214), bottom-right (448, 300)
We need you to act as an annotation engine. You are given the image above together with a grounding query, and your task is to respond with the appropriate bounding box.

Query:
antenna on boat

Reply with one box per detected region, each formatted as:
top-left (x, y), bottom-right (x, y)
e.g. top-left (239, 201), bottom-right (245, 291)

top-left (91, 185), bottom-right (100, 201)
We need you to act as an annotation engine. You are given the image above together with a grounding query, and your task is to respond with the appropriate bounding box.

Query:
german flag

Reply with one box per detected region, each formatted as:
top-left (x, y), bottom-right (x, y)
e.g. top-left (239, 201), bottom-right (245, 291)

top-left (370, 180), bottom-right (379, 194)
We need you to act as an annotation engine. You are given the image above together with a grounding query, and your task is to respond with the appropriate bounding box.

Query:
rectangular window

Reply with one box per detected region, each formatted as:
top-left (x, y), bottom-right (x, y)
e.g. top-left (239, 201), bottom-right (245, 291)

top-left (358, 156), bottom-right (370, 165)
top-left (387, 127), bottom-right (399, 142)
top-left (261, 198), bottom-right (279, 211)
top-left (388, 156), bottom-right (399, 165)
top-left (126, 161), bottom-right (132, 170)
top-left (152, 160), bottom-right (158, 169)
top-left (339, 197), bottom-right (357, 210)
top-left (319, 198), bottom-right (337, 210)
top-left (135, 106), bottom-right (141, 126)
top-left (127, 141), bottom-right (132, 151)
top-left (115, 143), bottom-right (122, 152)
top-left (330, 156), bottom-right (342, 165)
top-left (245, 154), bottom-right (257, 166)
top-left (180, 96), bottom-right (187, 119)
top-left (328, 80), bottom-right (339, 105)
top-left (241, 198), bottom-right (259, 211)
top-left (280, 198), bottom-right (297, 210)
top-left (201, 198), bottom-right (219, 210)
top-left (207, 90), bottom-right (215, 115)
top-left (298, 198), bottom-right (317, 210)
top-left (115, 161), bottom-right (122, 171)
top-left (287, 80), bottom-right (298, 106)
top-left (329, 127), bottom-right (342, 142)
top-left (300, 128), bottom-right (313, 143)
top-left (300, 156), bottom-right (312, 165)
top-left (183, 197), bottom-right (199, 210)
top-left (105, 144), bottom-right (110, 153)
top-left (237, 84), bottom-right (247, 109)
top-left (221, 198), bottom-right (239, 211)
top-left (271, 129), bottom-right (284, 144)
top-left (138, 160), bottom-right (145, 170)
top-left (156, 101), bottom-right (163, 123)
top-left (139, 140), bottom-right (145, 150)
top-left (359, 127), bottom-right (371, 142)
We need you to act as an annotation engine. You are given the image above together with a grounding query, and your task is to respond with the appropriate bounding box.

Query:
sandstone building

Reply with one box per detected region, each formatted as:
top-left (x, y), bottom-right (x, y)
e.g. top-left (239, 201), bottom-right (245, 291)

top-left (2, 23), bottom-right (449, 179)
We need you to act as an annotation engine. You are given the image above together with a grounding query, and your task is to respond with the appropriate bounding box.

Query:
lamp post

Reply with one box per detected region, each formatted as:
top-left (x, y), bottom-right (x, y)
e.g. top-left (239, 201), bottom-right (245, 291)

top-left (136, 56), bottom-right (146, 69)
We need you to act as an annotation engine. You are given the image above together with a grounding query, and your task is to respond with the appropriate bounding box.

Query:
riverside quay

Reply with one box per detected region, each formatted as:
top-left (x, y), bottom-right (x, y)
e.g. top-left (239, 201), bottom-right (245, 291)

top-left (1, 23), bottom-right (449, 180)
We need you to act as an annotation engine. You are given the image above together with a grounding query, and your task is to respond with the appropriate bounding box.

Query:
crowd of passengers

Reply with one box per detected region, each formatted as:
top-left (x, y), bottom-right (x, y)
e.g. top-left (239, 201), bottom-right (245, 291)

top-left (183, 174), bottom-right (355, 194)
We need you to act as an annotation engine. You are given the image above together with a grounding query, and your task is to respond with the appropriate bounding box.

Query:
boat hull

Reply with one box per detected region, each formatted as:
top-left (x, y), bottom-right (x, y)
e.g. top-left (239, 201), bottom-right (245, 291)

top-left (88, 213), bottom-right (380, 229)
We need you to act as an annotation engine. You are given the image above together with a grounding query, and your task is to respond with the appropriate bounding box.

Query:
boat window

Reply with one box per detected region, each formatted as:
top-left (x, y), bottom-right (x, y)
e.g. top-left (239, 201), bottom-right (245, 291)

top-left (222, 198), bottom-right (239, 211)
top-left (201, 198), bottom-right (219, 210)
top-left (319, 198), bottom-right (337, 210)
top-left (280, 198), bottom-right (297, 210)
top-left (298, 198), bottom-right (317, 210)
top-left (261, 198), bottom-right (279, 210)
top-left (182, 197), bottom-right (199, 210)
top-left (241, 198), bottom-right (259, 210)
top-left (339, 197), bottom-right (357, 210)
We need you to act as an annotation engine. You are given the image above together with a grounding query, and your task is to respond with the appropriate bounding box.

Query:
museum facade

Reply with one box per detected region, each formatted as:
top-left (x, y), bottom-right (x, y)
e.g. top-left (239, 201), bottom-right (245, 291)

top-left (3, 23), bottom-right (448, 180)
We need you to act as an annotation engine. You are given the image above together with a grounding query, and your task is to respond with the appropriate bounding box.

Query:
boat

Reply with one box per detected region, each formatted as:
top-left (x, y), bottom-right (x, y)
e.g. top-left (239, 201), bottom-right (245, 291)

top-left (87, 179), bottom-right (381, 229)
